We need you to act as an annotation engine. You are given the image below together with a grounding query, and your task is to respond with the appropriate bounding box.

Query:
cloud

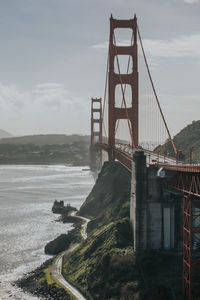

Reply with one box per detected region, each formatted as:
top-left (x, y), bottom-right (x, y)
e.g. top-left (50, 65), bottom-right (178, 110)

top-left (91, 40), bottom-right (131, 51)
top-left (91, 42), bottom-right (108, 50)
top-left (0, 82), bottom-right (90, 135)
top-left (184, 0), bottom-right (199, 3)
top-left (33, 83), bottom-right (71, 107)
top-left (142, 34), bottom-right (200, 58)
top-left (0, 82), bottom-right (73, 109)
top-left (92, 33), bottom-right (200, 59)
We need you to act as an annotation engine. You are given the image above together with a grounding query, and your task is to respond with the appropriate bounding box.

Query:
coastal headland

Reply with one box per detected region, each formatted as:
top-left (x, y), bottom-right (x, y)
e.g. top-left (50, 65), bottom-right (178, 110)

top-left (16, 162), bottom-right (184, 300)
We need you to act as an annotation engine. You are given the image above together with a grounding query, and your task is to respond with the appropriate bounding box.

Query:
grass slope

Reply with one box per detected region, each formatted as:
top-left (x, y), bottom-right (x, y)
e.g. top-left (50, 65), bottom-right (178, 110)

top-left (63, 218), bottom-right (137, 300)
top-left (156, 120), bottom-right (200, 162)
top-left (63, 162), bottom-right (137, 300)
top-left (79, 162), bottom-right (131, 233)
top-left (62, 162), bottom-right (185, 300)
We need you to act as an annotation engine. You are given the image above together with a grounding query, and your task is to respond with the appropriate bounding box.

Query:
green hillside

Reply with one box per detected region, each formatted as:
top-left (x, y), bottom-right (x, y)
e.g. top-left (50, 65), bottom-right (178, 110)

top-left (156, 120), bottom-right (200, 163)
top-left (62, 162), bottom-right (183, 300)
top-left (0, 134), bottom-right (90, 165)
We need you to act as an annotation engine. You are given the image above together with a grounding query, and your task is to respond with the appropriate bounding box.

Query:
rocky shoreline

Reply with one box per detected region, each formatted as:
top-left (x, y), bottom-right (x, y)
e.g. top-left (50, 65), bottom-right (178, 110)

top-left (15, 258), bottom-right (71, 300)
top-left (15, 209), bottom-right (84, 300)
top-left (45, 216), bottom-right (83, 255)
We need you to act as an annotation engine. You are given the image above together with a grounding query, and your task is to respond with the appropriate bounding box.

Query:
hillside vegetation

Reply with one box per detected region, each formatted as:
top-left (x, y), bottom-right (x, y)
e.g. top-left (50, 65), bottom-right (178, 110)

top-left (62, 162), bottom-right (183, 300)
top-left (156, 120), bottom-right (200, 162)
top-left (0, 134), bottom-right (89, 145)
top-left (0, 134), bottom-right (90, 165)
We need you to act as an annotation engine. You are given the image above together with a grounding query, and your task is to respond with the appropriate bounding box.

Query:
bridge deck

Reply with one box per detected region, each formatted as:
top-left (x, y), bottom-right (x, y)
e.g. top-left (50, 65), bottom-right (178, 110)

top-left (97, 142), bottom-right (200, 173)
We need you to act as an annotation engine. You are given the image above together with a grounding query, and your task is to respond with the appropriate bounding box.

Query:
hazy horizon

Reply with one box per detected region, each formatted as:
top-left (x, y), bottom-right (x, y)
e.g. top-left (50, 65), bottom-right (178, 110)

top-left (0, 0), bottom-right (199, 137)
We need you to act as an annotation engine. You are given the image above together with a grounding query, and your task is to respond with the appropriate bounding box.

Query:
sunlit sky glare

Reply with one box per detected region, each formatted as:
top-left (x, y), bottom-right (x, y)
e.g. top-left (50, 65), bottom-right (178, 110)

top-left (0, 0), bottom-right (199, 137)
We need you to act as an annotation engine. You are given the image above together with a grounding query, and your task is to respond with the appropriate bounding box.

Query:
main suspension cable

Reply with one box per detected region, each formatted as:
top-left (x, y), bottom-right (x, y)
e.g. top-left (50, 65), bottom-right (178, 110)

top-left (137, 25), bottom-right (177, 156)
top-left (102, 45), bottom-right (109, 139)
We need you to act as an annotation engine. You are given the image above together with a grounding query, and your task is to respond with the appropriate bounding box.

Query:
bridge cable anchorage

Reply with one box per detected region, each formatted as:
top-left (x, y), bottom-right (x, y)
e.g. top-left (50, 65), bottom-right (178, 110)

top-left (137, 25), bottom-right (177, 157)
top-left (102, 44), bottom-right (109, 139)
top-left (113, 32), bottom-right (135, 150)
top-left (115, 31), bottom-right (134, 136)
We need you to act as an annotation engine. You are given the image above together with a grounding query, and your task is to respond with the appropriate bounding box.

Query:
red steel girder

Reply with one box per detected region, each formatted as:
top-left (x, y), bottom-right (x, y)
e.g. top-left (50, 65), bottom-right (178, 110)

top-left (114, 147), bottom-right (132, 172)
top-left (171, 171), bottom-right (200, 198)
top-left (183, 195), bottom-right (192, 300)
top-left (182, 194), bottom-right (200, 300)
top-left (158, 164), bottom-right (200, 173)
top-left (96, 143), bottom-right (132, 172)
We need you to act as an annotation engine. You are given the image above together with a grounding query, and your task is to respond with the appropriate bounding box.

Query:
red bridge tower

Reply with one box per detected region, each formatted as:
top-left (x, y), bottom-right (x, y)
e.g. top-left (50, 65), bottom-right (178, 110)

top-left (90, 97), bottom-right (102, 170)
top-left (108, 15), bottom-right (138, 161)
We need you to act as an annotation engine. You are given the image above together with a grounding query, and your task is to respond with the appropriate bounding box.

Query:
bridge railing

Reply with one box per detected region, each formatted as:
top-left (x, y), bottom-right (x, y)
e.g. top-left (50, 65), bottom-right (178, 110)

top-left (95, 139), bottom-right (200, 172)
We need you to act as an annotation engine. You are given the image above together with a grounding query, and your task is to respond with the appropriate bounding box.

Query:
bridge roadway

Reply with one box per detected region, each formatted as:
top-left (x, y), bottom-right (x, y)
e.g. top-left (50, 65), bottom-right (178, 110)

top-left (98, 142), bottom-right (179, 171)
top-left (98, 141), bottom-right (200, 171)
top-left (97, 141), bottom-right (200, 196)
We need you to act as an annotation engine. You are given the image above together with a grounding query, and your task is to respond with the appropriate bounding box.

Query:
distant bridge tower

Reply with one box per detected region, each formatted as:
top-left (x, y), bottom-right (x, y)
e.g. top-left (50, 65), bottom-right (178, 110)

top-left (108, 15), bottom-right (138, 161)
top-left (90, 97), bottom-right (102, 170)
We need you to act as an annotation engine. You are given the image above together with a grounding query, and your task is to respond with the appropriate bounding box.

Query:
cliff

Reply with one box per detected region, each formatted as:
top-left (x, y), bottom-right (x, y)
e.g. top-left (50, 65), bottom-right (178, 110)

top-left (79, 162), bottom-right (131, 232)
top-left (63, 162), bottom-right (135, 299)
top-left (62, 162), bottom-right (183, 300)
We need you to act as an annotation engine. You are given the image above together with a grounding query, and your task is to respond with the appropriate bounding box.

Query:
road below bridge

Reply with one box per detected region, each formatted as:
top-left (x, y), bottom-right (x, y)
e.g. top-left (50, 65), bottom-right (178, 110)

top-left (51, 214), bottom-right (90, 300)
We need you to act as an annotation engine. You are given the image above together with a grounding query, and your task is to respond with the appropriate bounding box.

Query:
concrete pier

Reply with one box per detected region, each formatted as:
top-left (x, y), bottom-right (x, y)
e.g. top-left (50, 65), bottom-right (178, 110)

top-left (130, 151), bottom-right (182, 253)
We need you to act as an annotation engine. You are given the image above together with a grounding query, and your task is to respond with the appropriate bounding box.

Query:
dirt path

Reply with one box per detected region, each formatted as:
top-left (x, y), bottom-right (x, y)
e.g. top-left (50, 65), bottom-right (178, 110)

top-left (50, 213), bottom-right (90, 300)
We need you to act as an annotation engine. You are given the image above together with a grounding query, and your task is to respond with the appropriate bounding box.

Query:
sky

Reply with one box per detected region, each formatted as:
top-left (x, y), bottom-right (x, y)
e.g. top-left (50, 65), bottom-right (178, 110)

top-left (0, 0), bottom-right (199, 137)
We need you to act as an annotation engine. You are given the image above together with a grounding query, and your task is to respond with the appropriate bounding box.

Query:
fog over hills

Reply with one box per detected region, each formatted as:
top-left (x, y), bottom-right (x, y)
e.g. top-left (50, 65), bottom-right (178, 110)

top-left (0, 134), bottom-right (90, 146)
top-left (0, 129), bottom-right (13, 139)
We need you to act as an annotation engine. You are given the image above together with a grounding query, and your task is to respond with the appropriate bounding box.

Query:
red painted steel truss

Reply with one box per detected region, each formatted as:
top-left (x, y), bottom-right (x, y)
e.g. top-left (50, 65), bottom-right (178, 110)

top-left (114, 147), bottom-right (132, 172)
top-left (170, 171), bottom-right (200, 300)
top-left (96, 143), bottom-right (132, 172)
top-left (172, 171), bottom-right (200, 197)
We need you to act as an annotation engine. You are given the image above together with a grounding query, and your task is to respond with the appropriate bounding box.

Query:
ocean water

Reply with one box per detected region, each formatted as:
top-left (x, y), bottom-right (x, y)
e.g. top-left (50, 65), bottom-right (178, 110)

top-left (0, 165), bottom-right (94, 299)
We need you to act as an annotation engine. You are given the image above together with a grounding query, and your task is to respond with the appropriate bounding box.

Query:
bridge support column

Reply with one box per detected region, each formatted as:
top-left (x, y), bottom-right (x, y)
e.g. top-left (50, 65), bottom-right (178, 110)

top-left (130, 151), bottom-right (181, 253)
top-left (130, 151), bottom-right (148, 252)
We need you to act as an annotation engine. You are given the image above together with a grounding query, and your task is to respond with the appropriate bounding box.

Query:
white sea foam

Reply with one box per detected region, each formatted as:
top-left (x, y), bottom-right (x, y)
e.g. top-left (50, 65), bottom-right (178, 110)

top-left (0, 164), bottom-right (94, 299)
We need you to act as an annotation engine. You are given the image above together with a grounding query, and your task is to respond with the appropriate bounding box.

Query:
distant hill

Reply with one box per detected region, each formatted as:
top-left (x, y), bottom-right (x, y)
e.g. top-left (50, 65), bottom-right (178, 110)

top-left (0, 134), bottom-right (90, 146)
top-left (156, 120), bottom-right (200, 162)
top-left (0, 129), bottom-right (13, 139)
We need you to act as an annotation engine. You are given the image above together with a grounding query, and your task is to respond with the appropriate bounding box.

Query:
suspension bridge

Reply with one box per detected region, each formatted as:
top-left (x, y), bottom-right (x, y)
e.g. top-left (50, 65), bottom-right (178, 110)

top-left (90, 15), bottom-right (200, 300)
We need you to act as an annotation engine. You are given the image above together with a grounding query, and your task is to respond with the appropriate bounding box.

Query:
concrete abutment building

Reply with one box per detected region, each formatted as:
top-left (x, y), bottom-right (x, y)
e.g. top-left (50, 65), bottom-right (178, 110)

top-left (130, 151), bottom-right (182, 252)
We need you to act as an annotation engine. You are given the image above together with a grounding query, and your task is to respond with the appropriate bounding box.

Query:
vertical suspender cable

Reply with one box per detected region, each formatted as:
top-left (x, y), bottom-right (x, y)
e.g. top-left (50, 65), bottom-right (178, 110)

top-left (137, 25), bottom-right (177, 156)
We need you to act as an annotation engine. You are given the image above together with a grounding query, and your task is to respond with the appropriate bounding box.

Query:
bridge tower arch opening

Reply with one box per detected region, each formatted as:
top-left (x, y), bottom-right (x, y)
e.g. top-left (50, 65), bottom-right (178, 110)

top-left (108, 15), bottom-right (138, 161)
